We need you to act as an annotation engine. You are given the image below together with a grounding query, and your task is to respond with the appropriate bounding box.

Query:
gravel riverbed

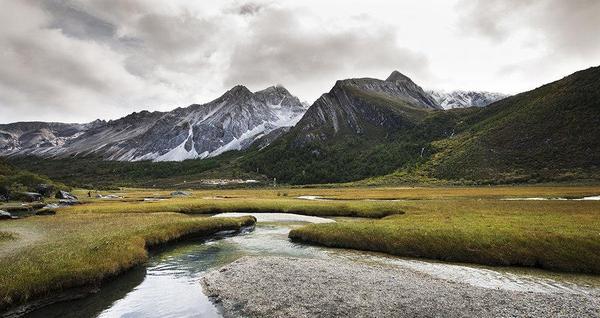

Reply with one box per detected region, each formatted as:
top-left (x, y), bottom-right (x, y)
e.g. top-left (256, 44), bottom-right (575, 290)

top-left (202, 256), bottom-right (600, 318)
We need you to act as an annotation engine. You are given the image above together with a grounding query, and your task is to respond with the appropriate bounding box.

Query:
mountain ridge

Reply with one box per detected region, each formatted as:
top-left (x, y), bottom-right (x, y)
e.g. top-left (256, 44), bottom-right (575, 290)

top-left (242, 66), bottom-right (600, 184)
top-left (0, 84), bottom-right (307, 161)
top-left (428, 90), bottom-right (509, 109)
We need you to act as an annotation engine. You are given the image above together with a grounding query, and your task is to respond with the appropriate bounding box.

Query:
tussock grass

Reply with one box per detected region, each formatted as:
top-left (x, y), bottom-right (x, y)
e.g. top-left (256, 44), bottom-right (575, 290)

top-left (290, 199), bottom-right (600, 274)
top-left (0, 213), bottom-right (255, 310)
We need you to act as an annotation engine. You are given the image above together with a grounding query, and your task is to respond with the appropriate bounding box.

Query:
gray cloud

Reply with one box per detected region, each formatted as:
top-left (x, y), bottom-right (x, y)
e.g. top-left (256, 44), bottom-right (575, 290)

top-left (459, 0), bottom-right (600, 57)
top-left (224, 6), bottom-right (431, 99)
top-left (0, 0), bottom-right (598, 123)
top-left (40, 0), bottom-right (117, 41)
top-left (235, 2), bottom-right (265, 15)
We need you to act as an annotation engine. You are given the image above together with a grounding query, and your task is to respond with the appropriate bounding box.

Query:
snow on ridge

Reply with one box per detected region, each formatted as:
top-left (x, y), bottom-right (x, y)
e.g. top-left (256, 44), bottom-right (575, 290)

top-left (428, 90), bottom-right (509, 110)
top-left (154, 124), bottom-right (198, 162)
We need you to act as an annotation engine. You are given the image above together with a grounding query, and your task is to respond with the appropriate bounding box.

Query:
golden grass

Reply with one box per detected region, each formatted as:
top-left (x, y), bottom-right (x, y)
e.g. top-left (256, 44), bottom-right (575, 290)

top-left (64, 197), bottom-right (406, 218)
top-left (74, 185), bottom-right (600, 200)
top-left (1, 185), bottom-right (599, 311)
top-left (0, 232), bottom-right (15, 242)
top-left (290, 199), bottom-right (600, 274)
top-left (0, 213), bottom-right (255, 310)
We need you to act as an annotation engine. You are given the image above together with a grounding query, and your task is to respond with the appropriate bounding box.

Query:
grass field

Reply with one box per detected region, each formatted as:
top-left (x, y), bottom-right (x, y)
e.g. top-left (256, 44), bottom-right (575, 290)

top-left (65, 185), bottom-right (600, 274)
top-left (0, 185), bottom-right (599, 312)
top-left (69, 185), bottom-right (600, 201)
top-left (64, 197), bottom-right (406, 218)
top-left (0, 213), bottom-right (255, 311)
top-left (290, 198), bottom-right (600, 274)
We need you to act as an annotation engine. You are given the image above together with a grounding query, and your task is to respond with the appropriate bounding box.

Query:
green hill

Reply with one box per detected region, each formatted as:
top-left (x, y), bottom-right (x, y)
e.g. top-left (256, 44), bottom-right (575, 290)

top-left (244, 66), bottom-right (600, 185)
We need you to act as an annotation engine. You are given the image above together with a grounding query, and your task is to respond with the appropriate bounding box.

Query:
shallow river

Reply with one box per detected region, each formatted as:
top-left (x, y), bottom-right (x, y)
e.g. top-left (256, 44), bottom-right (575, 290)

top-left (26, 213), bottom-right (600, 318)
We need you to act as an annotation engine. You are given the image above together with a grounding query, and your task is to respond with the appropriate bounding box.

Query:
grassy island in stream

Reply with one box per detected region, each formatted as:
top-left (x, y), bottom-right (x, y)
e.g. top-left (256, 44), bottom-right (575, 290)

top-left (290, 198), bottom-right (600, 274)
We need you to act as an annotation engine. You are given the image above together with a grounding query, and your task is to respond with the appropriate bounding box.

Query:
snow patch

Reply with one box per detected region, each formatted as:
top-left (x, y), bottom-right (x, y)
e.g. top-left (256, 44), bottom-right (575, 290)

top-left (154, 124), bottom-right (199, 162)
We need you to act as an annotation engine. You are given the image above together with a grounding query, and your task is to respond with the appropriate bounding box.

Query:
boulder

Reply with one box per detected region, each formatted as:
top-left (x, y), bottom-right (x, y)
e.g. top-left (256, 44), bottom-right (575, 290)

top-left (55, 190), bottom-right (78, 201)
top-left (171, 191), bottom-right (192, 197)
top-left (58, 199), bottom-right (80, 206)
top-left (35, 184), bottom-right (55, 197)
top-left (0, 210), bottom-right (13, 220)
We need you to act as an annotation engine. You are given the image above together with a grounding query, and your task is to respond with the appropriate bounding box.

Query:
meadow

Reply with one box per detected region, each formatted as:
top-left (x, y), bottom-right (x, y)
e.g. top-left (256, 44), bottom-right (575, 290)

top-left (0, 185), bottom-right (599, 312)
top-left (290, 199), bottom-right (600, 274)
top-left (0, 213), bottom-right (255, 311)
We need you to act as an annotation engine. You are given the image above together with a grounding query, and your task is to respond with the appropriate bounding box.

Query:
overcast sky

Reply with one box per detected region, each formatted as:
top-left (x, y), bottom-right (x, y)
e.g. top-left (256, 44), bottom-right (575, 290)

top-left (1, 0), bottom-right (599, 123)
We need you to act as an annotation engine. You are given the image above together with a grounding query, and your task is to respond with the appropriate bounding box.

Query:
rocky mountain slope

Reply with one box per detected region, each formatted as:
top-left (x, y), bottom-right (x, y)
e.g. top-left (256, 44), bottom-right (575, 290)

top-left (427, 90), bottom-right (509, 109)
top-left (0, 85), bottom-right (306, 161)
top-left (242, 71), bottom-right (456, 183)
top-left (2, 66), bottom-right (598, 186)
top-left (243, 66), bottom-right (600, 184)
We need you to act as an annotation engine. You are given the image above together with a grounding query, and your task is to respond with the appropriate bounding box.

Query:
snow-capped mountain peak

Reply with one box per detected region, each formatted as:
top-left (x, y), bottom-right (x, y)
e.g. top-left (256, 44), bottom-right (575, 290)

top-left (0, 85), bottom-right (307, 162)
top-left (427, 90), bottom-right (509, 110)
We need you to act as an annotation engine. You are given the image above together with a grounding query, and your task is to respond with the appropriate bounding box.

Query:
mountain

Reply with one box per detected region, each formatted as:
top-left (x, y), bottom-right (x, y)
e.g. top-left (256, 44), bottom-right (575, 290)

top-left (427, 90), bottom-right (509, 109)
top-left (3, 67), bottom-right (598, 186)
top-left (241, 71), bottom-right (455, 184)
top-left (421, 66), bottom-right (600, 183)
top-left (0, 85), bottom-right (306, 162)
top-left (243, 66), bottom-right (600, 185)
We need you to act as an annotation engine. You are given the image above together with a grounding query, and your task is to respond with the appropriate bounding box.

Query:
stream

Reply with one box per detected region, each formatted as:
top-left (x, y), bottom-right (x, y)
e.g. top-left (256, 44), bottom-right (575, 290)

top-left (25, 213), bottom-right (600, 318)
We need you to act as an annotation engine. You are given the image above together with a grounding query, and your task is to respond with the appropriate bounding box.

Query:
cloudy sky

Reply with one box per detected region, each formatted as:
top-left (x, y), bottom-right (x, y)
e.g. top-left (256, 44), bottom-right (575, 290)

top-left (1, 0), bottom-right (599, 123)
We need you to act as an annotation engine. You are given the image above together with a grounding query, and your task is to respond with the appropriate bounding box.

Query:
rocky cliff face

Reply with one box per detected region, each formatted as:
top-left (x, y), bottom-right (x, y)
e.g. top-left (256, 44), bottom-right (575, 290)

top-left (290, 71), bottom-right (439, 145)
top-left (0, 85), bottom-right (306, 161)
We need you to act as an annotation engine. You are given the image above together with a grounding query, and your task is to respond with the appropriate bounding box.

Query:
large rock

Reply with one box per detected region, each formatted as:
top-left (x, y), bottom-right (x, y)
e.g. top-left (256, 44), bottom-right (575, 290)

top-left (0, 210), bottom-right (13, 220)
top-left (35, 184), bottom-right (55, 197)
top-left (55, 190), bottom-right (77, 201)
top-left (170, 191), bottom-right (191, 197)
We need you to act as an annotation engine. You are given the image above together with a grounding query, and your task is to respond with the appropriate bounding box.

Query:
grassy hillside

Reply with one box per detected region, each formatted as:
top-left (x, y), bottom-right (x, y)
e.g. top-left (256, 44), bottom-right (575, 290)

top-left (423, 66), bottom-right (600, 184)
top-left (8, 151), bottom-right (263, 189)
top-left (247, 66), bottom-right (600, 185)
top-left (0, 159), bottom-right (69, 199)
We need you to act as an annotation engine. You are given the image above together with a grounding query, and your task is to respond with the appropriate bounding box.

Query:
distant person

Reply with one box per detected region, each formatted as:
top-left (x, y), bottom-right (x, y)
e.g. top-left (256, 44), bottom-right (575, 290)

top-left (88, 191), bottom-right (91, 198)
